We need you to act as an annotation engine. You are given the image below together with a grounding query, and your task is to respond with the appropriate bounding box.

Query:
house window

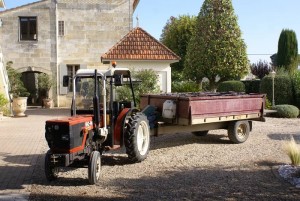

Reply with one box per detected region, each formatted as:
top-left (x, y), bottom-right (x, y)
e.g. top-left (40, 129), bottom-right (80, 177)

top-left (67, 65), bottom-right (80, 92)
top-left (19, 17), bottom-right (37, 41)
top-left (58, 21), bottom-right (64, 36)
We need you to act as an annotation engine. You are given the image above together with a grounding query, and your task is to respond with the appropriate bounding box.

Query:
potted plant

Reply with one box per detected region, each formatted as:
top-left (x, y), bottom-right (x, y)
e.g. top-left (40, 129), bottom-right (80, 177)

top-left (6, 61), bottom-right (30, 117)
top-left (38, 73), bottom-right (54, 108)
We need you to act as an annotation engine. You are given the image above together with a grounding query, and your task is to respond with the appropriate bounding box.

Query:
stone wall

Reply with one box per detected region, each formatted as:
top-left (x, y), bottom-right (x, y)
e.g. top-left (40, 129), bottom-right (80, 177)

top-left (0, 47), bottom-right (9, 99)
top-left (0, 1), bottom-right (54, 74)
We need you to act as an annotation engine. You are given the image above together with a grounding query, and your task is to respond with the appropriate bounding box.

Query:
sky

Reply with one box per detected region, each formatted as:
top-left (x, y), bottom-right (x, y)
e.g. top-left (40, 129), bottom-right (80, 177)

top-left (2, 0), bottom-right (300, 64)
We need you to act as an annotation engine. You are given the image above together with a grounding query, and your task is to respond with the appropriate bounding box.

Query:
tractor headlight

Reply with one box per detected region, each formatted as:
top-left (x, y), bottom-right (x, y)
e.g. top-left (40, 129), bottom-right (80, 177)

top-left (54, 125), bottom-right (59, 130)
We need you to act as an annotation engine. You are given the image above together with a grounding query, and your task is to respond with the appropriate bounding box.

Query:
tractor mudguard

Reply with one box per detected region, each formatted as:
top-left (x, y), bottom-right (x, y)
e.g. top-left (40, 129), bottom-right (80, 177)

top-left (113, 108), bottom-right (131, 146)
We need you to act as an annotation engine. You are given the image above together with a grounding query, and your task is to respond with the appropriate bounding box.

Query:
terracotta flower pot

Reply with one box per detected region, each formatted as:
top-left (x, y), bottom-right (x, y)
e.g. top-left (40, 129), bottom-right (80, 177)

top-left (43, 98), bottom-right (53, 108)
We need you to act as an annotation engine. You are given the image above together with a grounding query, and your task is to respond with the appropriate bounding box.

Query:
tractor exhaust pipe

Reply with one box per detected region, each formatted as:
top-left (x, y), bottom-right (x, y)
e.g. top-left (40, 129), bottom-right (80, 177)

top-left (93, 70), bottom-right (101, 138)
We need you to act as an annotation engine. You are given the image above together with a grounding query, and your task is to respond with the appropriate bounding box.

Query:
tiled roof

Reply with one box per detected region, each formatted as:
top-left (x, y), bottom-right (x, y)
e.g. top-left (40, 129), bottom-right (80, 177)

top-left (101, 27), bottom-right (180, 61)
top-left (133, 0), bottom-right (139, 11)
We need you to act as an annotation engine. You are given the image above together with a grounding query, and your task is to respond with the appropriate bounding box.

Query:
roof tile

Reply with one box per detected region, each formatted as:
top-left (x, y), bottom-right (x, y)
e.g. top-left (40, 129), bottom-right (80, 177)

top-left (101, 27), bottom-right (180, 61)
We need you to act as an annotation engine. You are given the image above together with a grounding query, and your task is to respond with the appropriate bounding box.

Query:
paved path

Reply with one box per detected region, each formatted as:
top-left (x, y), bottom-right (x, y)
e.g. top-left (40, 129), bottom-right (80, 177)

top-left (0, 108), bottom-right (69, 200)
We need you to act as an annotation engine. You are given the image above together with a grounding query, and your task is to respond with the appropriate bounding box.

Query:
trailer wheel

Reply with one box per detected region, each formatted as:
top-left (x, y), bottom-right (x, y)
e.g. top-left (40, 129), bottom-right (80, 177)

top-left (228, 121), bottom-right (250, 143)
top-left (192, 130), bottom-right (209, 136)
top-left (45, 150), bottom-right (59, 181)
top-left (88, 151), bottom-right (101, 184)
top-left (125, 113), bottom-right (150, 162)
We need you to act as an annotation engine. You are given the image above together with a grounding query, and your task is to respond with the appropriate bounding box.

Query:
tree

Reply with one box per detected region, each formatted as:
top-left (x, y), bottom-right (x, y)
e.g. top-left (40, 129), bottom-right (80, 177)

top-left (250, 60), bottom-right (272, 79)
top-left (6, 61), bottom-right (29, 98)
top-left (184, 0), bottom-right (249, 91)
top-left (38, 73), bottom-right (54, 98)
top-left (160, 15), bottom-right (196, 81)
top-left (270, 53), bottom-right (277, 67)
top-left (277, 29), bottom-right (298, 74)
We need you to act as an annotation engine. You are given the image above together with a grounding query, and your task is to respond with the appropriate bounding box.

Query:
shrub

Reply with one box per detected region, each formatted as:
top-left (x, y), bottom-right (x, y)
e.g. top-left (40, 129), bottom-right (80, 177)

top-left (38, 73), bottom-right (54, 98)
top-left (242, 80), bottom-right (261, 94)
top-left (260, 74), bottom-right (293, 105)
top-left (172, 81), bottom-right (200, 92)
top-left (292, 71), bottom-right (300, 108)
top-left (6, 61), bottom-right (29, 98)
top-left (116, 86), bottom-right (132, 101)
top-left (265, 97), bottom-right (272, 110)
top-left (275, 104), bottom-right (299, 118)
top-left (283, 137), bottom-right (300, 166)
top-left (217, 80), bottom-right (245, 92)
top-left (116, 69), bottom-right (160, 105)
top-left (250, 60), bottom-right (272, 79)
top-left (0, 93), bottom-right (9, 110)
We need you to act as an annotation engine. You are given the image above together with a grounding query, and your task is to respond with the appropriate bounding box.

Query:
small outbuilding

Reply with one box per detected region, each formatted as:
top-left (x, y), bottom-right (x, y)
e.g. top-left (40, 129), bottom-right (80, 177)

top-left (101, 27), bottom-right (180, 93)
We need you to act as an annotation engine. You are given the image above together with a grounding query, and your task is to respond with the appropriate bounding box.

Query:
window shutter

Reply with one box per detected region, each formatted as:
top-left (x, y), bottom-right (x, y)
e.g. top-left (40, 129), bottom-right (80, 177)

top-left (60, 64), bottom-right (68, 94)
top-left (80, 64), bottom-right (87, 69)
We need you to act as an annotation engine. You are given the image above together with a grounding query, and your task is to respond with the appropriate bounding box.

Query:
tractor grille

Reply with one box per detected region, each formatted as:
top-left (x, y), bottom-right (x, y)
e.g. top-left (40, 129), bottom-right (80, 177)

top-left (45, 122), bottom-right (85, 153)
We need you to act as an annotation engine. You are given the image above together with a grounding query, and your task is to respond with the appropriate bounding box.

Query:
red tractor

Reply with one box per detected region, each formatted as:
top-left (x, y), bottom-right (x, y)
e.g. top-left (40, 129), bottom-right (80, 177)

top-left (44, 67), bottom-right (150, 184)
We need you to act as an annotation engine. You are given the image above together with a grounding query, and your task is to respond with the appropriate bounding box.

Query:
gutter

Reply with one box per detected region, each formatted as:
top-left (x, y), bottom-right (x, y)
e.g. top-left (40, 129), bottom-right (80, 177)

top-left (55, 0), bottom-right (59, 107)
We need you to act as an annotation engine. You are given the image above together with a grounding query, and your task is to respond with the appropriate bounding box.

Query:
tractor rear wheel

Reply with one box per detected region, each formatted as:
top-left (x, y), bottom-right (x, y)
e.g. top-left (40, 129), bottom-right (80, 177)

top-left (125, 113), bottom-right (150, 163)
top-left (45, 150), bottom-right (59, 181)
top-left (88, 151), bottom-right (101, 184)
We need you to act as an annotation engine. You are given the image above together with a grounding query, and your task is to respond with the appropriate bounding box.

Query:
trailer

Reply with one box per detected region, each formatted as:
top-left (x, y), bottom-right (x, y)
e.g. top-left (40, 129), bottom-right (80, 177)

top-left (140, 92), bottom-right (265, 143)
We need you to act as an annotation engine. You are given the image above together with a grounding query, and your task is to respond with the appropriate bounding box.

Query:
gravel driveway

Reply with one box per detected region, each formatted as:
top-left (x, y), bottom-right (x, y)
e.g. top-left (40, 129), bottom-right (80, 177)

top-left (30, 117), bottom-right (300, 201)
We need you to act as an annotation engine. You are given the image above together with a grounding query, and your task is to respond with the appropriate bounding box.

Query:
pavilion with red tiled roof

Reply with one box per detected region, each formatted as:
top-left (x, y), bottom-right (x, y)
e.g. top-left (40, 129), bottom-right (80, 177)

top-left (101, 27), bottom-right (180, 61)
top-left (101, 27), bottom-right (180, 92)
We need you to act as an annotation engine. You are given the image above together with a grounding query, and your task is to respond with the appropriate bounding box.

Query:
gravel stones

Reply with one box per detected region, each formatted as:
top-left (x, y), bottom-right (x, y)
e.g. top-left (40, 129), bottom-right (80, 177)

top-left (30, 117), bottom-right (300, 200)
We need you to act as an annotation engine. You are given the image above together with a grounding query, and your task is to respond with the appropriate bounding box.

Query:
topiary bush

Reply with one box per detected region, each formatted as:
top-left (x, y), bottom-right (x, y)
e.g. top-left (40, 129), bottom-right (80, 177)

top-left (275, 104), bottom-right (299, 118)
top-left (217, 80), bottom-right (245, 92)
top-left (242, 80), bottom-right (261, 94)
top-left (260, 74), bottom-right (293, 105)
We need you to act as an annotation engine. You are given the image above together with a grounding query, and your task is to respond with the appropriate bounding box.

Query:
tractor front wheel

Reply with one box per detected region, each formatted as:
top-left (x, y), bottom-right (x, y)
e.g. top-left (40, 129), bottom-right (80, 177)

top-left (45, 150), bottom-right (59, 182)
top-left (125, 113), bottom-right (150, 163)
top-left (88, 151), bottom-right (101, 184)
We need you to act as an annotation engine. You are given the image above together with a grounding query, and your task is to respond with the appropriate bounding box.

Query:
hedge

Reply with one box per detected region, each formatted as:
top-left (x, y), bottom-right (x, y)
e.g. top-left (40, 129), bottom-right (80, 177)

top-left (217, 80), bottom-right (245, 92)
top-left (260, 75), bottom-right (293, 105)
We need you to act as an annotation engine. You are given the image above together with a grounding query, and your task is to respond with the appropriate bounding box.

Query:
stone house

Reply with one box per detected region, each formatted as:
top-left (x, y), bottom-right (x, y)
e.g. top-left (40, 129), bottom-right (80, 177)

top-left (0, 0), bottom-right (9, 100)
top-left (0, 0), bottom-right (179, 107)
